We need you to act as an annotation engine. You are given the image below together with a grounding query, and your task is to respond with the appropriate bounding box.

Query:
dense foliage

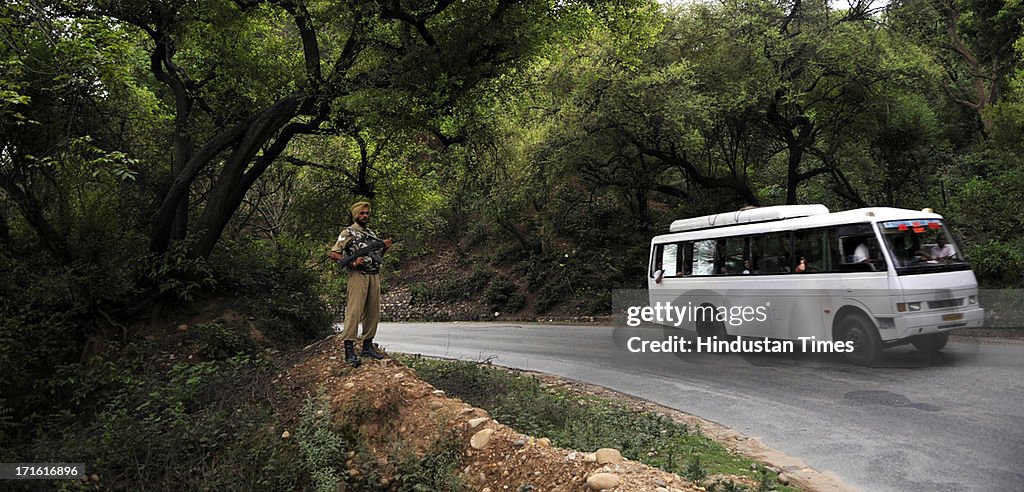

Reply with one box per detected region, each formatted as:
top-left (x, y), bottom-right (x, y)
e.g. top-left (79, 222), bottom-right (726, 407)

top-left (1, 0), bottom-right (1022, 486)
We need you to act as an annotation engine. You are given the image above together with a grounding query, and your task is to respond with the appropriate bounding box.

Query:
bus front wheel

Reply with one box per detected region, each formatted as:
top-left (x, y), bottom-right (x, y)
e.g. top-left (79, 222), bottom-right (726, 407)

top-left (910, 332), bottom-right (950, 353)
top-left (839, 313), bottom-right (882, 366)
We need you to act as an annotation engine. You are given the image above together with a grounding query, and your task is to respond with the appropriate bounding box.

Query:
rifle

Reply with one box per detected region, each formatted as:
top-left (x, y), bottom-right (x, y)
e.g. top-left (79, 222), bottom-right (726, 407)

top-left (334, 238), bottom-right (398, 268)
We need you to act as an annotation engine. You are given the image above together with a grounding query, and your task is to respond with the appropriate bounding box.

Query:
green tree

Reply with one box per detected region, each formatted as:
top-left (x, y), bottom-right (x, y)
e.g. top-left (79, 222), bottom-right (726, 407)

top-left (28, 0), bottom-right (627, 260)
top-left (888, 0), bottom-right (1024, 135)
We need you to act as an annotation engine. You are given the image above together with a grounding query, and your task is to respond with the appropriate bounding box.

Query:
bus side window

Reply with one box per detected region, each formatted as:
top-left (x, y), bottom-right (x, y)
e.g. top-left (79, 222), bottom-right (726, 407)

top-left (693, 239), bottom-right (716, 276)
top-left (662, 243), bottom-right (679, 278)
top-left (714, 239), bottom-right (726, 275)
top-left (836, 224), bottom-right (885, 272)
top-left (761, 232), bottom-right (790, 273)
top-left (794, 229), bottom-right (824, 272)
top-left (723, 237), bottom-right (746, 275)
top-left (651, 244), bottom-right (664, 279)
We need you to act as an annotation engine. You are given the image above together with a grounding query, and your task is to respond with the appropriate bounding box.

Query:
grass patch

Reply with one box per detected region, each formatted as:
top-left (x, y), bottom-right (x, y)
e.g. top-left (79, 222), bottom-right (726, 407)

top-left (398, 355), bottom-right (797, 492)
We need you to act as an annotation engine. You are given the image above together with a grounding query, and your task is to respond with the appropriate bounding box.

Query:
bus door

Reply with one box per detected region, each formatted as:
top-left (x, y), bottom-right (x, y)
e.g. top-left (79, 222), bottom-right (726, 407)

top-left (836, 224), bottom-right (891, 318)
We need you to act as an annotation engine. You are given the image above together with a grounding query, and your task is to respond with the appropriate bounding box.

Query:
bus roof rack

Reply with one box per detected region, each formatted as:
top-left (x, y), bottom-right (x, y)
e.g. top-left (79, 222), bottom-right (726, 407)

top-left (669, 204), bottom-right (830, 233)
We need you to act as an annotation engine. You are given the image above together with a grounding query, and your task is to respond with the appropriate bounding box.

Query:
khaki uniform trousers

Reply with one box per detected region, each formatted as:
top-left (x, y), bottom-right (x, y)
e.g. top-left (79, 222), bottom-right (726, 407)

top-left (342, 271), bottom-right (380, 342)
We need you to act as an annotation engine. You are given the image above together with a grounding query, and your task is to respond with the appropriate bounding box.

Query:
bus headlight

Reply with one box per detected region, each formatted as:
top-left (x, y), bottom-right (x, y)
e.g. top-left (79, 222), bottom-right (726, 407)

top-left (897, 302), bottom-right (922, 312)
top-left (968, 295), bottom-right (978, 305)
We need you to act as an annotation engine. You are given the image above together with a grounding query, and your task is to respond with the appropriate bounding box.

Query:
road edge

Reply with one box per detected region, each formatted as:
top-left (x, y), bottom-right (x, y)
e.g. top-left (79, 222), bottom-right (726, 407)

top-left (514, 367), bottom-right (858, 492)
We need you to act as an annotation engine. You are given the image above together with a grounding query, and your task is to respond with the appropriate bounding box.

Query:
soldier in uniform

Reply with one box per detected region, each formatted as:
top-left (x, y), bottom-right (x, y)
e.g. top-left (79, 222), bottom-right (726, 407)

top-left (329, 201), bottom-right (393, 367)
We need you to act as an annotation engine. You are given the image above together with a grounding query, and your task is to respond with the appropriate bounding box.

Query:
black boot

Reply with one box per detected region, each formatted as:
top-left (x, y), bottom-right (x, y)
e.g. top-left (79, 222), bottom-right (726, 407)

top-left (361, 339), bottom-right (386, 360)
top-left (344, 340), bottom-right (361, 368)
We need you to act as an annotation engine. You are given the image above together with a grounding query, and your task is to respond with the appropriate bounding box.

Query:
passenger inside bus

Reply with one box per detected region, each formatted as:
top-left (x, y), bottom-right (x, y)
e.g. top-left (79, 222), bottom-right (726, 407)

top-left (854, 238), bottom-right (883, 263)
top-left (933, 236), bottom-right (956, 261)
top-left (853, 240), bottom-right (871, 262)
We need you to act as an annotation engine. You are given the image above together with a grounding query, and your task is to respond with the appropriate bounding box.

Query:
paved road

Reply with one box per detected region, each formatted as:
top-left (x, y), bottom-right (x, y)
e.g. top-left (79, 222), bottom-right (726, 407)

top-left (377, 322), bottom-right (1024, 492)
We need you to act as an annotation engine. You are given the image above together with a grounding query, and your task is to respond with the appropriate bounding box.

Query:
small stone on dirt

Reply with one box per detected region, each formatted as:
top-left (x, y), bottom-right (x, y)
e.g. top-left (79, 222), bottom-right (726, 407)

top-left (468, 417), bottom-right (490, 428)
top-left (586, 472), bottom-right (620, 490)
top-left (595, 448), bottom-right (623, 464)
top-left (471, 428), bottom-right (495, 450)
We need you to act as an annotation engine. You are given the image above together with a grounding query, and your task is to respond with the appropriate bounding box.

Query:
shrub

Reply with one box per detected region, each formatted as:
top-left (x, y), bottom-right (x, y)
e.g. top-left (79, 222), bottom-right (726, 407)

top-left (296, 391), bottom-right (347, 492)
top-left (393, 429), bottom-right (468, 492)
top-left (485, 275), bottom-right (524, 313)
top-left (194, 321), bottom-right (256, 360)
top-left (18, 354), bottom-right (303, 490)
top-left (212, 237), bottom-right (333, 345)
top-left (966, 239), bottom-right (1024, 287)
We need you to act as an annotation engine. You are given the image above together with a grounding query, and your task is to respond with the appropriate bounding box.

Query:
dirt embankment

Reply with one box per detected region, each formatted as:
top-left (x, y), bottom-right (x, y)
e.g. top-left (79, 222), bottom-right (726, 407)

top-left (284, 335), bottom-right (704, 491)
top-left (280, 335), bottom-right (855, 491)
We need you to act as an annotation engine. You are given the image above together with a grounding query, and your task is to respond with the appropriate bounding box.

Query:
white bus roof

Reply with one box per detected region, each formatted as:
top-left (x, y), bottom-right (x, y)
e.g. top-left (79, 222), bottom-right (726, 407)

top-left (659, 205), bottom-right (944, 241)
top-left (669, 204), bottom-right (830, 232)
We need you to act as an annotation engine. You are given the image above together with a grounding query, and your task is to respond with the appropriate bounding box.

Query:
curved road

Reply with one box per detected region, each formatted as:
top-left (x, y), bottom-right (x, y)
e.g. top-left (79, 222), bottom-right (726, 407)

top-left (377, 322), bottom-right (1024, 491)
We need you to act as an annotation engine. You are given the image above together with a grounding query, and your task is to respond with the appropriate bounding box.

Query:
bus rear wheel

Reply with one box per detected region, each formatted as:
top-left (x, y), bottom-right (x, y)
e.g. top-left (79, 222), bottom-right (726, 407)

top-left (910, 332), bottom-right (950, 353)
top-left (696, 305), bottom-right (727, 339)
top-left (839, 313), bottom-right (882, 366)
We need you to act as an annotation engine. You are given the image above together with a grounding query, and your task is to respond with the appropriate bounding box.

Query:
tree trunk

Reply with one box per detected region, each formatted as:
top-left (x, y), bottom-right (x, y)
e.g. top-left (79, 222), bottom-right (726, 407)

top-left (192, 96), bottom-right (304, 258)
top-left (0, 173), bottom-right (71, 260)
top-left (785, 145), bottom-right (802, 205)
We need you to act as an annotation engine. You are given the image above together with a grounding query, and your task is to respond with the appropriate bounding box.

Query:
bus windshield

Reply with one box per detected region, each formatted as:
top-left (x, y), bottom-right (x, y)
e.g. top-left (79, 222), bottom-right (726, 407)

top-left (879, 219), bottom-right (969, 274)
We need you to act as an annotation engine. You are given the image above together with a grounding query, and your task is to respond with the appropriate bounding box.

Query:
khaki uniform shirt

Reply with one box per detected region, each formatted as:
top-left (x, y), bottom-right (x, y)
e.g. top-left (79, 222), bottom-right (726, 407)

top-left (331, 223), bottom-right (383, 274)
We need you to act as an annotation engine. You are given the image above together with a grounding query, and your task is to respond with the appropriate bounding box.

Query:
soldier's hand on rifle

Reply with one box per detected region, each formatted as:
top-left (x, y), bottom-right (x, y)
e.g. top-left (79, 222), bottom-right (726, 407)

top-left (352, 257), bottom-right (365, 268)
top-left (383, 238), bottom-right (394, 250)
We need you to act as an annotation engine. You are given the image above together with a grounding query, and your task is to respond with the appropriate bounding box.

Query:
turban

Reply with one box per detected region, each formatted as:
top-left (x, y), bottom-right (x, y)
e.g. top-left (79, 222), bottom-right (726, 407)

top-left (351, 201), bottom-right (371, 219)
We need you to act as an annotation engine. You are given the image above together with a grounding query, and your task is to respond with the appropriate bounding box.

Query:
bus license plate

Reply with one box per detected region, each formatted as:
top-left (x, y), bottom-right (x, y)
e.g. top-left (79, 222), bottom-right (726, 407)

top-left (942, 313), bottom-right (964, 321)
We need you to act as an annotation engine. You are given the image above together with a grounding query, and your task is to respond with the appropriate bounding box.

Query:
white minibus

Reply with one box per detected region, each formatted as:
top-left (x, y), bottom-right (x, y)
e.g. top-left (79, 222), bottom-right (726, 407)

top-left (648, 205), bottom-right (984, 365)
